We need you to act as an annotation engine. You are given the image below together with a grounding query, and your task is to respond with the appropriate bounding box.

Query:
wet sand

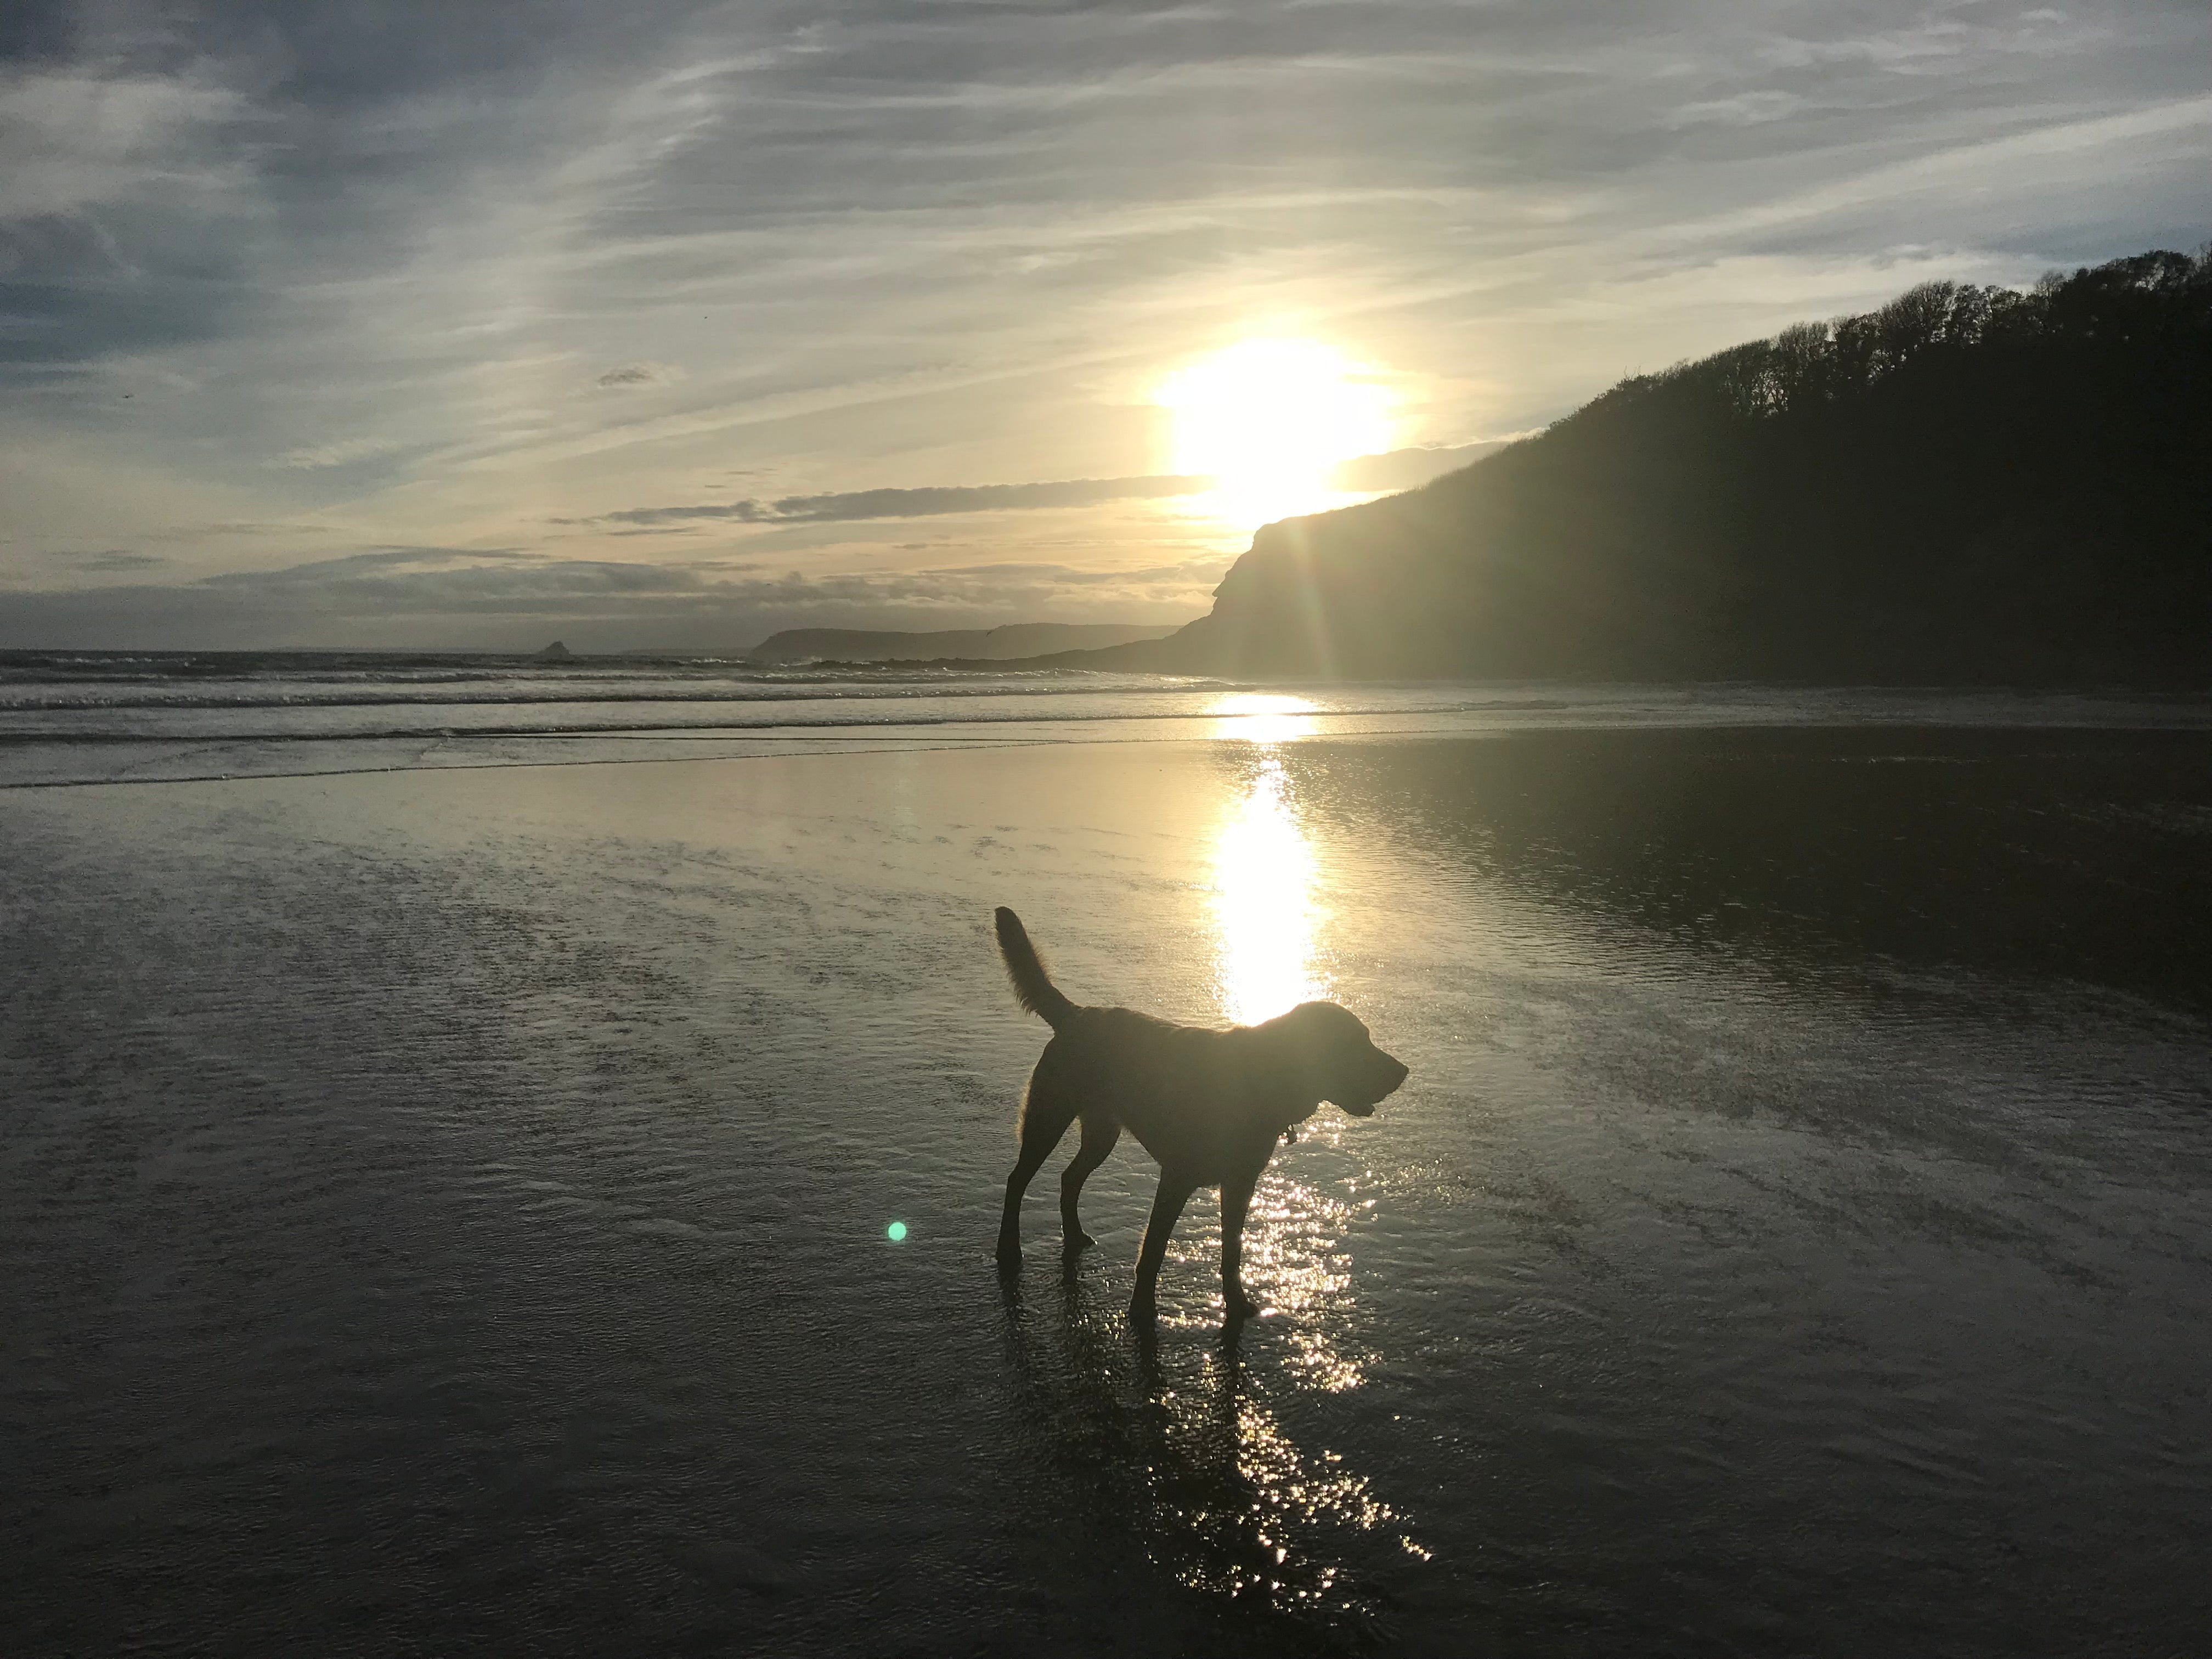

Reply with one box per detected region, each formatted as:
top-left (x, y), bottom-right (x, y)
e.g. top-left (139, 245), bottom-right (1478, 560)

top-left (5, 726), bottom-right (2210, 1655)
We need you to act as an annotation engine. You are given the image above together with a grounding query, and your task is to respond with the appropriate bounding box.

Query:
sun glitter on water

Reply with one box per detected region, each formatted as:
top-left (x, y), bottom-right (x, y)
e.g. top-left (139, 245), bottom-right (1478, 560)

top-left (1156, 339), bottom-right (1392, 530)
top-left (1211, 755), bottom-right (1328, 1026)
top-left (1211, 692), bottom-right (1319, 746)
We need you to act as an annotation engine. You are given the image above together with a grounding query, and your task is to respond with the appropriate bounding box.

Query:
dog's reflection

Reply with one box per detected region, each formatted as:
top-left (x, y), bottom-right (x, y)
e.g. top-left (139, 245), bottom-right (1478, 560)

top-left (996, 1264), bottom-right (1417, 1634)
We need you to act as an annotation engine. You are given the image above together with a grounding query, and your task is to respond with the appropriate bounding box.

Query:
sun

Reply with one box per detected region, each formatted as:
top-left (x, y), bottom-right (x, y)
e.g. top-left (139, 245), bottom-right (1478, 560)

top-left (1156, 338), bottom-right (1392, 529)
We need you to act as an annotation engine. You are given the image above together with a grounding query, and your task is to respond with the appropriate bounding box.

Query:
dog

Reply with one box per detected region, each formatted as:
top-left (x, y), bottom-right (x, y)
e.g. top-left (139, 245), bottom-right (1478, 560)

top-left (992, 907), bottom-right (1407, 1323)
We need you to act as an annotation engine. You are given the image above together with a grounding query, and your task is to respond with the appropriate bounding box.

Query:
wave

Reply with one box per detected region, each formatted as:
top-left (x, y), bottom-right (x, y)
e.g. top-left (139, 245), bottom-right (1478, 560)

top-left (0, 649), bottom-right (760, 678)
top-left (0, 670), bottom-right (1209, 714)
top-left (0, 698), bottom-right (1510, 746)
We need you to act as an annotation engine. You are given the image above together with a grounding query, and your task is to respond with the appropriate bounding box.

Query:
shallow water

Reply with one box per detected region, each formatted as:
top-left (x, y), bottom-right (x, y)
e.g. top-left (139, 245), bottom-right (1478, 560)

top-left (5, 648), bottom-right (2205, 789)
top-left (4, 699), bottom-right (2210, 1655)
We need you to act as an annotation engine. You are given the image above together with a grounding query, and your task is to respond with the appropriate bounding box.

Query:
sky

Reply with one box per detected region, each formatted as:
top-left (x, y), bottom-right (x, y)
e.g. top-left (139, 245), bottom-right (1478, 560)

top-left (2, 0), bottom-right (2205, 652)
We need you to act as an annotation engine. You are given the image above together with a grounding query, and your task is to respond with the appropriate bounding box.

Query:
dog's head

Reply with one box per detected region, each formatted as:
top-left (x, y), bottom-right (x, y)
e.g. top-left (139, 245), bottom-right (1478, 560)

top-left (1264, 1001), bottom-right (1408, 1117)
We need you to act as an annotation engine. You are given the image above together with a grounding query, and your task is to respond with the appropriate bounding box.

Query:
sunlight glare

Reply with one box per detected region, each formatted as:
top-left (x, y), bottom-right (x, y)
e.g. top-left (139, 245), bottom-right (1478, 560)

top-left (1158, 340), bottom-right (1392, 529)
top-left (1211, 758), bottom-right (1327, 1025)
top-left (1211, 692), bottom-right (1319, 744)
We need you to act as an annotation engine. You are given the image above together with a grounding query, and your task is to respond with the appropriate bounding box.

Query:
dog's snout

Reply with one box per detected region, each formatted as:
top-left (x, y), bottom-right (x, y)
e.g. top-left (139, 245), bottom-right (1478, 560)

top-left (1372, 1047), bottom-right (1409, 1091)
top-left (1335, 1048), bottom-right (1408, 1116)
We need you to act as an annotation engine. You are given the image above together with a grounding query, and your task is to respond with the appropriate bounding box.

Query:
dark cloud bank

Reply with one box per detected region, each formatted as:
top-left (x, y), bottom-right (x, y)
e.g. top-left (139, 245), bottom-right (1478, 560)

top-left (0, 545), bottom-right (1223, 651)
top-left (579, 445), bottom-right (1493, 528)
top-left (587, 475), bottom-right (1213, 528)
top-left (4, 446), bottom-right (1494, 647)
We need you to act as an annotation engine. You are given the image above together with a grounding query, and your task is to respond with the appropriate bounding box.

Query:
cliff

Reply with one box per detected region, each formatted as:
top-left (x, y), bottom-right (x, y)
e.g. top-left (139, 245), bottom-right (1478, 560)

top-left (1085, 247), bottom-right (2212, 684)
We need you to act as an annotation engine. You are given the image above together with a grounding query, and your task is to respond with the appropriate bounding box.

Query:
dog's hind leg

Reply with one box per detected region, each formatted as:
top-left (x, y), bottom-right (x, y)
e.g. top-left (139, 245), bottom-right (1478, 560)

top-left (1128, 1170), bottom-right (1197, 1319)
top-left (998, 1064), bottom-right (1077, 1268)
top-left (1059, 1113), bottom-right (1119, 1251)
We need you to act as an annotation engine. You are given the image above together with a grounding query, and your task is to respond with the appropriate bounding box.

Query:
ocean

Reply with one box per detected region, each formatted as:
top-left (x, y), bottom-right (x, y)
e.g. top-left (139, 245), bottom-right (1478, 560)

top-left (4, 652), bottom-right (2209, 1655)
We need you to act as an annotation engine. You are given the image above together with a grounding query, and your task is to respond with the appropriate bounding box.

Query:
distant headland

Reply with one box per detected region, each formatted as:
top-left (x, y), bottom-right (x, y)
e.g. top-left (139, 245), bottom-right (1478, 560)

top-left (1047, 247), bottom-right (2211, 685)
top-left (745, 622), bottom-right (1178, 664)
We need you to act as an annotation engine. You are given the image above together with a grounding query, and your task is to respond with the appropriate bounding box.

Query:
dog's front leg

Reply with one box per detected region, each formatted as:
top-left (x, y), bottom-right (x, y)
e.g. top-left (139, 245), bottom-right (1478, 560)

top-left (1220, 1173), bottom-right (1262, 1321)
top-left (1129, 1172), bottom-right (1197, 1319)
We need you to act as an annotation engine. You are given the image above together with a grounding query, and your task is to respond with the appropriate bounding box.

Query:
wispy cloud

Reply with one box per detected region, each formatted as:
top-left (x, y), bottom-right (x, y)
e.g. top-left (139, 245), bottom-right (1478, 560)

top-left (272, 436), bottom-right (404, 470)
top-left (579, 445), bottom-right (1523, 529)
top-left (0, 65), bottom-right (250, 220)
top-left (41, 548), bottom-right (170, 571)
top-left (1667, 92), bottom-right (1805, 129)
top-left (595, 361), bottom-right (684, 388)
top-left (2, 0), bottom-right (2204, 644)
top-left (587, 474), bottom-right (1213, 528)
top-left (198, 545), bottom-right (538, 585)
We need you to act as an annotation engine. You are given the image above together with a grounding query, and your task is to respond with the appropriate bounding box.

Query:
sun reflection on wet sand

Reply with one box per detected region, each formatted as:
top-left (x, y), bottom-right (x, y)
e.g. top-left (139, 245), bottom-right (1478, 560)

top-left (988, 732), bottom-right (1415, 1629)
top-left (997, 1272), bottom-right (1424, 1634)
top-left (1209, 691), bottom-right (1320, 746)
top-left (1164, 1375), bottom-right (1429, 1615)
top-left (1211, 746), bottom-right (1328, 1026)
top-left (1193, 734), bottom-right (1395, 1528)
top-left (1159, 1171), bottom-right (1378, 1392)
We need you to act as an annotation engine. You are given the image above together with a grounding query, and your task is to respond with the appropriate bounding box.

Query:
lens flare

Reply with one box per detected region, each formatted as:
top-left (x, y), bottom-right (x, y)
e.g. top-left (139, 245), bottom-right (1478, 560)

top-left (887, 1221), bottom-right (908, 1242)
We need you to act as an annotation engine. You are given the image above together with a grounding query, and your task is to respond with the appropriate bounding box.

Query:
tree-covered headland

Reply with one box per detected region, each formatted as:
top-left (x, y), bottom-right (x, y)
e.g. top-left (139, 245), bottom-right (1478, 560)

top-left (1118, 247), bottom-right (2212, 682)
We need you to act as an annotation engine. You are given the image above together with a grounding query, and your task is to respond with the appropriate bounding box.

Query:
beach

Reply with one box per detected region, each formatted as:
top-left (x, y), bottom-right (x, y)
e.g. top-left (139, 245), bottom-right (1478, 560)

top-left (5, 670), bottom-right (2211, 1655)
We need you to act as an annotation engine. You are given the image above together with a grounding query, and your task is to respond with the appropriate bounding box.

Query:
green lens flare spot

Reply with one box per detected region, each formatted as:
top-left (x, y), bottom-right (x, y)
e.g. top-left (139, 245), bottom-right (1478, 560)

top-left (887, 1221), bottom-right (908, 1243)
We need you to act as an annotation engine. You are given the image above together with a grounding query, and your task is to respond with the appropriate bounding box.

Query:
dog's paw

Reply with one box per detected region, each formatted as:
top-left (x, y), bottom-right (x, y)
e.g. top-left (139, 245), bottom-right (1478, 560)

top-left (1063, 1229), bottom-right (1096, 1251)
top-left (1224, 1291), bottom-right (1263, 1322)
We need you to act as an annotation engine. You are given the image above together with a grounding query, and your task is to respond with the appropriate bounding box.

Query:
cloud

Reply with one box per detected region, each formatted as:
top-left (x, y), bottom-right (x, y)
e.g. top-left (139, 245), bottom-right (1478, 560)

top-left (197, 544), bottom-right (1220, 613)
top-left (595, 361), bottom-right (683, 388)
top-left (0, 545), bottom-right (1221, 650)
top-left (584, 450), bottom-right (1527, 528)
top-left (272, 436), bottom-right (403, 470)
top-left (196, 545), bottom-right (539, 585)
top-left (49, 548), bottom-right (171, 571)
top-left (1758, 20), bottom-right (1973, 72)
top-left (142, 520), bottom-right (336, 540)
top-left (3, 0), bottom-right (2206, 645)
top-left (589, 474), bottom-right (1214, 527)
top-left (0, 65), bottom-right (250, 221)
top-left (1667, 92), bottom-right (1805, 129)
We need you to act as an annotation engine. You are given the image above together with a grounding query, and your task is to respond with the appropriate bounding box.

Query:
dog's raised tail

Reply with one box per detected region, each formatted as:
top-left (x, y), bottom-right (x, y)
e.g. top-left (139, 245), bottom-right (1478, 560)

top-left (994, 907), bottom-right (1076, 1030)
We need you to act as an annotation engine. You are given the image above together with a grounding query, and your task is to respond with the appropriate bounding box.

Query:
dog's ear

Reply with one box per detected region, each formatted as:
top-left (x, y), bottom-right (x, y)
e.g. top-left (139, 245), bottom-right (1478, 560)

top-left (1246, 1004), bottom-right (1331, 1108)
top-left (1264, 1042), bottom-right (1317, 1105)
top-left (1260, 1001), bottom-right (1402, 1116)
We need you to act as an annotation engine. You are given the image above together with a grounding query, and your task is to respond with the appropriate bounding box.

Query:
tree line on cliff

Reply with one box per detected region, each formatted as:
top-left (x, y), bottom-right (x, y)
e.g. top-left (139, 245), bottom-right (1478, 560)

top-left (1107, 246), bottom-right (2212, 682)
